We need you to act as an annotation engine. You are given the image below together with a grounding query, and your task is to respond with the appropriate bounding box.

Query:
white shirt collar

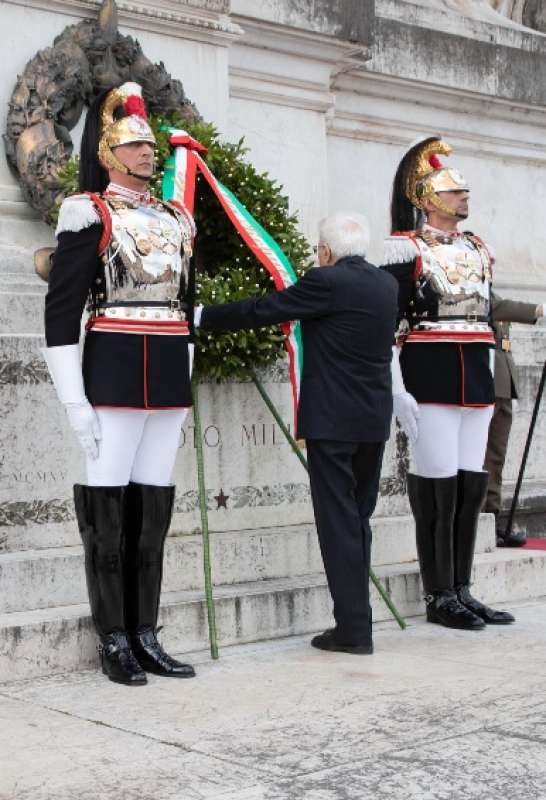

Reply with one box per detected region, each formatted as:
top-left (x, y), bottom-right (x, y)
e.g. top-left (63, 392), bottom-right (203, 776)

top-left (105, 182), bottom-right (151, 206)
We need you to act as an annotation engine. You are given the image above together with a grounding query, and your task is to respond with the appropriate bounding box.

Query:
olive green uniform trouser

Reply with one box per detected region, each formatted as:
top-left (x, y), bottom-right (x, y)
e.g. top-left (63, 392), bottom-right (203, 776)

top-left (483, 397), bottom-right (513, 517)
top-left (485, 295), bottom-right (538, 520)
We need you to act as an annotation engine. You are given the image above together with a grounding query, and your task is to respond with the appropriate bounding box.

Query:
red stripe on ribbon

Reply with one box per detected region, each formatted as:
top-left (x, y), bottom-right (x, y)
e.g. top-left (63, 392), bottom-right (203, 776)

top-left (144, 335), bottom-right (149, 408)
top-left (283, 329), bottom-right (299, 435)
top-left (169, 133), bottom-right (208, 153)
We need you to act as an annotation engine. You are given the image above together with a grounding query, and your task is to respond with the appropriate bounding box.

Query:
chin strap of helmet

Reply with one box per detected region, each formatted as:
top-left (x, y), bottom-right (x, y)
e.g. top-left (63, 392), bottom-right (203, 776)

top-left (125, 167), bottom-right (153, 183)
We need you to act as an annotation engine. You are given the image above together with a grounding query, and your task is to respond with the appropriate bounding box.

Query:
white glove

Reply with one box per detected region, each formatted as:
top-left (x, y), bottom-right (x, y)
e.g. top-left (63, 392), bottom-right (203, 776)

top-left (65, 401), bottom-right (102, 460)
top-left (42, 344), bottom-right (101, 460)
top-left (391, 345), bottom-right (420, 444)
top-left (536, 304), bottom-right (546, 326)
top-left (194, 304), bottom-right (204, 329)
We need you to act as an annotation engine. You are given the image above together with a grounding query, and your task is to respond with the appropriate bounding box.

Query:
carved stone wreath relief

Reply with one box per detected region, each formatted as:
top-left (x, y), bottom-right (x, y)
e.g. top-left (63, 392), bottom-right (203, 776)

top-left (4, 0), bottom-right (199, 223)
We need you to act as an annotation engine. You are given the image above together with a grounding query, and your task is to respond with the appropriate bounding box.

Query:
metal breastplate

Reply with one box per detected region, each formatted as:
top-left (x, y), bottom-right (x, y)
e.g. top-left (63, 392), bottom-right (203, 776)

top-left (416, 232), bottom-right (492, 320)
top-left (102, 199), bottom-right (192, 304)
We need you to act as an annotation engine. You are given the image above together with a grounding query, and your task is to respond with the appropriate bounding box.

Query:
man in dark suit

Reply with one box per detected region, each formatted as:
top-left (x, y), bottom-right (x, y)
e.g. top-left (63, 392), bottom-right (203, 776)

top-left (199, 212), bottom-right (398, 654)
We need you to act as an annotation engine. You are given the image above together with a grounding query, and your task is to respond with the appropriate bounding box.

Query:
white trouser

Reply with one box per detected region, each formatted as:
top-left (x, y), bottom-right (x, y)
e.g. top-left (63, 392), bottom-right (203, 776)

top-left (412, 404), bottom-right (494, 479)
top-left (86, 408), bottom-right (189, 487)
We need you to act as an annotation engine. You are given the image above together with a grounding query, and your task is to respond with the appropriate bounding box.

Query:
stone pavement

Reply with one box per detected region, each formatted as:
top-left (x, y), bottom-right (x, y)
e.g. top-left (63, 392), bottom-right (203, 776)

top-left (1, 602), bottom-right (546, 800)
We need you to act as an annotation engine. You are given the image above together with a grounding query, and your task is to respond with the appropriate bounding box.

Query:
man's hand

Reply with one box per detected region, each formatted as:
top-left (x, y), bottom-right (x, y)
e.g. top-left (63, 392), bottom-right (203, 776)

top-left (65, 401), bottom-right (102, 460)
top-left (393, 391), bottom-right (420, 444)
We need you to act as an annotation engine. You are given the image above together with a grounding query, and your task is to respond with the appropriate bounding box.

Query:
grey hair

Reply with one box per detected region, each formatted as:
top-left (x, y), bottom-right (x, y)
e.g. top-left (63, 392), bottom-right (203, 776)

top-left (318, 211), bottom-right (370, 260)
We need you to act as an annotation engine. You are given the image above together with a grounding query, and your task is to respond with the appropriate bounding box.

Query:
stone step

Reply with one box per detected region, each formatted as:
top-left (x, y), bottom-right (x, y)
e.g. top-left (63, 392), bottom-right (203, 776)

top-left (0, 515), bottom-right (495, 614)
top-left (1, 548), bottom-right (544, 683)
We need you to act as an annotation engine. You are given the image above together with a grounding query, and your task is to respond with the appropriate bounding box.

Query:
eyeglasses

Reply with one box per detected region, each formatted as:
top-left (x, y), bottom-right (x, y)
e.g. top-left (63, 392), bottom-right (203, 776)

top-left (313, 243), bottom-right (328, 255)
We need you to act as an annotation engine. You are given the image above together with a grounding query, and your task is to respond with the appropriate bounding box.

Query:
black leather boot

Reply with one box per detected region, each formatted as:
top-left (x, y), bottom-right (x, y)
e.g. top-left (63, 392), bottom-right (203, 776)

top-left (74, 485), bottom-right (147, 685)
top-left (407, 474), bottom-right (485, 630)
top-left (426, 590), bottom-right (485, 630)
top-left (124, 483), bottom-right (195, 678)
top-left (454, 470), bottom-right (515, 625)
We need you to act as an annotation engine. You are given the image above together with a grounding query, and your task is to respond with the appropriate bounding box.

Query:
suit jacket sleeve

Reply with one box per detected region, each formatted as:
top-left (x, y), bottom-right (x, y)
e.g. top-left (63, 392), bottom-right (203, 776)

top-left (44, 224), bottom-right (102, 347)
top-left (201, 267), bottom-right (332, 332)
top-left (491, 292), bottom-right (538, 325)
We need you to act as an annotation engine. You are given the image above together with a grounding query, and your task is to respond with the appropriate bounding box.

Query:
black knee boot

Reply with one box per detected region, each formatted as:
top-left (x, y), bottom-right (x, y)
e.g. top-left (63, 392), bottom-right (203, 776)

top-left (124, 483), bottom-right (195, 678)
top-left (407, 474), bottom-right (485, 630)
top-left (454, 470), bottom-right (515, 625)
top-left (73, 485), bottom-right (147, 685)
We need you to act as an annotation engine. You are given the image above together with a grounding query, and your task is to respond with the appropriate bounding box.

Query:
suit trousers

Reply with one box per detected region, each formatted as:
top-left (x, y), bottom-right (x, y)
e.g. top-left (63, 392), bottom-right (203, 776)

top-left (306, 439), bottom-right (385, 645)
top-left (483, 397), bottom-right (513, 517)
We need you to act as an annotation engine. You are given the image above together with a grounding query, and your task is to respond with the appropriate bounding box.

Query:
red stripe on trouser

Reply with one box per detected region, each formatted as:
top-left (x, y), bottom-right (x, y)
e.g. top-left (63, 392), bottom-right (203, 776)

top-left (459, 344), bottom-right (465, 405)
top-left (143, 335), bottom-right (149, 408)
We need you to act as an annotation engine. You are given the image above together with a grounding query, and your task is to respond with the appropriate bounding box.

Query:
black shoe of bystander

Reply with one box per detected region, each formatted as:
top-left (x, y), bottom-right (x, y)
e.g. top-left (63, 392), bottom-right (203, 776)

top-left (311, 628), bottom-right (374, 655)
top-left (496, 528), bottom-right (527, 548)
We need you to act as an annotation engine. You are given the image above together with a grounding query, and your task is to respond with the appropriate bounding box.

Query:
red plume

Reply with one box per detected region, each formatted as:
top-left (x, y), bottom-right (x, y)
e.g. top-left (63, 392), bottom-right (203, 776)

top-left (429, 154), bottom-right (443, 170)
top-left (124, 95), bottom-right (147, 119)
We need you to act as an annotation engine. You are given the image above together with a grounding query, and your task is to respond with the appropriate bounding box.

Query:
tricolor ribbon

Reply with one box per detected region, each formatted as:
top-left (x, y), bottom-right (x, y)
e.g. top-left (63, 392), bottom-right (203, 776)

top-left (162, 127), bottom-right (303, 430)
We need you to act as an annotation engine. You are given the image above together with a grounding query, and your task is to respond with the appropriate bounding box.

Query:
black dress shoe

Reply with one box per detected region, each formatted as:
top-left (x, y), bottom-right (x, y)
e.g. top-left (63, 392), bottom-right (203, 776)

top-left (311, 629), bottom-right (373, 655)
top-left (99, 632), bottom-right (147, 685)
top-left (426, 591), bottom-right (485, 630)
top-left (496, 528), bottom-right (527, 548)
top-left (131, 628), bottom-right (196, 678)
top-left (457, 585), bottom-right (515, 625)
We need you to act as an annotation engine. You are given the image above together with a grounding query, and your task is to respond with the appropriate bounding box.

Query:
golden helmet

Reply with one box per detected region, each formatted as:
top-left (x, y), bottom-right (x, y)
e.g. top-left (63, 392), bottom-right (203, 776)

top-left (98, 82), bottom-right (156, 174)
top-left (406, 138), bottom-right (469, 217)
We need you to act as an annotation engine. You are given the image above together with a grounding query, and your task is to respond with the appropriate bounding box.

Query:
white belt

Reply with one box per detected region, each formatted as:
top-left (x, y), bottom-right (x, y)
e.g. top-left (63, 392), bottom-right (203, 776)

top-left (99, 306), bottom-right (186, 321)
top-left (415, 321), bottom-right (491, 334)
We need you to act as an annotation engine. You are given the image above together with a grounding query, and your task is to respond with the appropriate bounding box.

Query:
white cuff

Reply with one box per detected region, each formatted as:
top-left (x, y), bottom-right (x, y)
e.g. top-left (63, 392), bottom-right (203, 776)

top-left (41, 344), bottom-right (87, 405)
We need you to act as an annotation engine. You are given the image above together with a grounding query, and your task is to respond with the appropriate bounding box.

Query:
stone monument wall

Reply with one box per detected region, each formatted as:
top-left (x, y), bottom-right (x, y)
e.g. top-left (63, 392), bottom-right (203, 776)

top-left (1, 0), bottom-right (545, 561)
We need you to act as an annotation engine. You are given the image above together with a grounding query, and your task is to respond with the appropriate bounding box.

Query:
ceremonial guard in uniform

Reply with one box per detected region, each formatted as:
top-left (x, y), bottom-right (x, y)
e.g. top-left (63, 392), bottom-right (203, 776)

top-left (42, 83), bottom-right (196, 684)
top-left (382, 136), bottom-right (514, 630)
